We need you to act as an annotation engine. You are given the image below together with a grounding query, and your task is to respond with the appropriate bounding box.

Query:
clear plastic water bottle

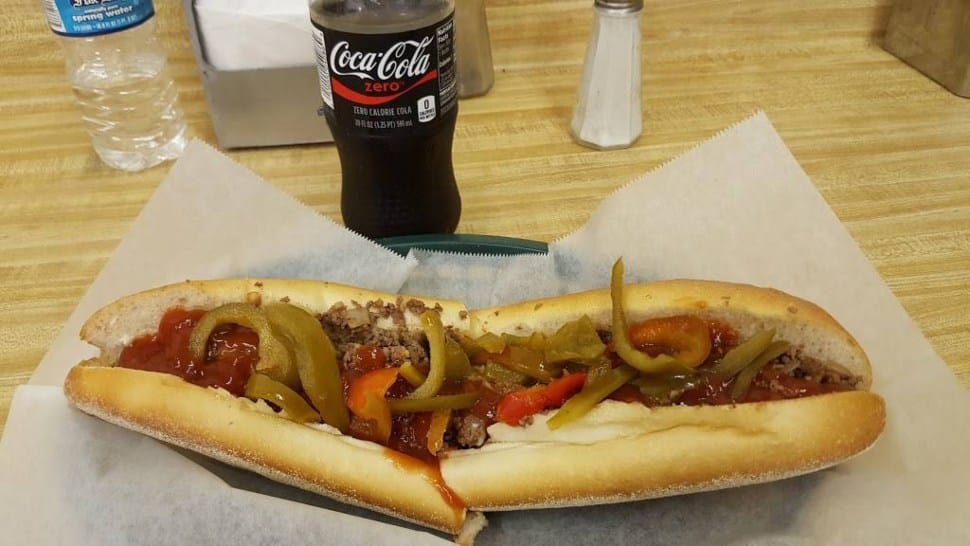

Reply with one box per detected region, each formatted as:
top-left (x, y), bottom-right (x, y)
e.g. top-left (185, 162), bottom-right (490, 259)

top-left (41, 0), bottom-right (187, 172)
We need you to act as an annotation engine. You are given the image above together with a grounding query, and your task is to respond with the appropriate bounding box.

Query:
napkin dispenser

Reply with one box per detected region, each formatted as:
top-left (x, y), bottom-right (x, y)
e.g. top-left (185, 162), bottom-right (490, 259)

top-left (181, 1), bottom-right (333, 148)
top-left (883, 0), bottom-right (970, 98)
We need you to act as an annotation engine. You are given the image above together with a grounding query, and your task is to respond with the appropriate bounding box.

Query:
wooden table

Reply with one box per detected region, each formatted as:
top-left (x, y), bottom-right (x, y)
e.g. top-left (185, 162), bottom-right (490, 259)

top-left (1, 0), bottom-right (967, 434)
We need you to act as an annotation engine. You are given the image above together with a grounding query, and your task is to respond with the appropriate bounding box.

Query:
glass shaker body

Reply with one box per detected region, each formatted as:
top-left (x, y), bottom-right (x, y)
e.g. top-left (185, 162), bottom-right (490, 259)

top-left (570, 1), bottom-right (643, 149)
top-left (456, 0), bottom-right (495, 97)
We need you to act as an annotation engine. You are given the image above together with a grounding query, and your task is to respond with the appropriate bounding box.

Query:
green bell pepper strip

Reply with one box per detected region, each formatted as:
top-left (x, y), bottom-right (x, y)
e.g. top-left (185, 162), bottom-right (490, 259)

top-left (503, 332), bottom-right (546, 351)
top-left (544, 315), bottom-right (607, 364)
top-left (409, 311), bottom-right (448, 399)
top-left (707, 329), bottom-right (776, 379)
top-left (188, 303), bottom-right (299, 389)
top-left (398, 362), bottom-right (426, 387)
top-left (245, 373), bottom-right (321, 423)
top-left (264, 303), bottom-right (350, 433)
top-left (494, 345), bottom-right (556, 383)
top-left (472, 332), bottom-right (506, 354)
top-left (387, 392), bottom-right (480, 413)
top-left (393, 339), bottom-right (470, 389)
top-left (633, 374), bottom-right (700, 403)
top-left (610, 259), bottom-right (693, 375)
top-left (546, 365), bottom-right (639, 430)
top-left (444, 337), bottom-right (472, 380)
top-left (483, 360), bottom-right (531, 387)
top-left (584, 356), bottom-right (616, 387)
top-left (730, 340), bottom-right (791, 401)
top-left (426, 409), bottom-right (452, 455)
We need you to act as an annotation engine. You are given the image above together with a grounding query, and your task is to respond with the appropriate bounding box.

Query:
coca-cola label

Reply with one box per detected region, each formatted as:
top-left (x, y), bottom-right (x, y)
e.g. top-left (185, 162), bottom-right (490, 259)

top-left (312, 14), bottom-right (457, 133)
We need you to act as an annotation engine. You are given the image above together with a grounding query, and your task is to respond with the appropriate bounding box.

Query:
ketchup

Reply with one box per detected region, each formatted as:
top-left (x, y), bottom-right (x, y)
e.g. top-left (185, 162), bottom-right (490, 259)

top-left (675, 368), bottom-right (850, 406)
top-left (118, 308), bottom-right (257, 396)
top-left (754, 369), bottom-right (851, 398)
top-left (340, 343), bottom-right (389, 398)
top-left (389, 412), bottom-right (435, 462)
top-left (608, 384), bottom-right (646, 404)
top-left (707, 319), bottom-right (739, 362)
top-left (382, 448), bottom-right (466, 516)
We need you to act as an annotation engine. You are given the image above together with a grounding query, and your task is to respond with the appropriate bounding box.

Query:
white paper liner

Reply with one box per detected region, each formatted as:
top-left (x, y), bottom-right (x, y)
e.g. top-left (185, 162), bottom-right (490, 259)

top-left (3, 113), bottom-right (968, 544)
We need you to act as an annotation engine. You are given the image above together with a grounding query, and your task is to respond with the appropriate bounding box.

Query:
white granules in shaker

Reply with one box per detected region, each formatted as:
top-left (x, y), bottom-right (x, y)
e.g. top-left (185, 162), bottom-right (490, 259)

top-left (570, 0), bottom-right (643, 150)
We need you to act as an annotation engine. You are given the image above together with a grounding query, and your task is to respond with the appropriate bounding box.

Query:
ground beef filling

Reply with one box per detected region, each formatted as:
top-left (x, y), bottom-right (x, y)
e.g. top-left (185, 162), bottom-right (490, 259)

top-left (320, 299), bottom-right (434, 367)
top-left (319, 299), bottom-right (489, 458)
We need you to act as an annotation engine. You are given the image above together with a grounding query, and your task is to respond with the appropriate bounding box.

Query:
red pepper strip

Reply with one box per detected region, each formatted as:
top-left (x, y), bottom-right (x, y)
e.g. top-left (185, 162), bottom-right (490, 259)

top-left (347, 367), bottom-right (399, 444)
top-left (628, 315), bottom-right (712, 368)
top-left (496, 372), bottom-right (588, 426)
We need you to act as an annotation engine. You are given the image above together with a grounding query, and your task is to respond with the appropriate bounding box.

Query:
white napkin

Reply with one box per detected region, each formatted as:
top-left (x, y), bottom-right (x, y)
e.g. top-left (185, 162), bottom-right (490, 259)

top-left (194, 0), bottom-right (315, 70)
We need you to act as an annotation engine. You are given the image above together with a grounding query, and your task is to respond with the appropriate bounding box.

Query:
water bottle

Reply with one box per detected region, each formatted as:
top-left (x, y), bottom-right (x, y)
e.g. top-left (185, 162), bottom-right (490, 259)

top-left (41, 0), bottom-right (187, 172)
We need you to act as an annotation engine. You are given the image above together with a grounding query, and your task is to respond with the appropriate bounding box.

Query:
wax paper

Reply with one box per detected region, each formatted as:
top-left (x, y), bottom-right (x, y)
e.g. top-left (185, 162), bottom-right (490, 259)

top-left (2, 113), bottom-right (968, 544)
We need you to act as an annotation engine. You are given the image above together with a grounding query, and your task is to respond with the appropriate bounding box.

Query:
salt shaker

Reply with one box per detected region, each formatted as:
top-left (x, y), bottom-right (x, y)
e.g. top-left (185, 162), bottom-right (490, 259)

top-left (456, 0), bottom-right (495, 97)
top-left (570, 0), bottom-right (643, 149)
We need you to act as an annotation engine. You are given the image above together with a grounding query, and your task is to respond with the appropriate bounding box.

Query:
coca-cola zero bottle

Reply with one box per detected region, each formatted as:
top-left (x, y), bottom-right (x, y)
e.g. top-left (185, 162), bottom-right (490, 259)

top-left (310, 0), bottom-right (461, 238)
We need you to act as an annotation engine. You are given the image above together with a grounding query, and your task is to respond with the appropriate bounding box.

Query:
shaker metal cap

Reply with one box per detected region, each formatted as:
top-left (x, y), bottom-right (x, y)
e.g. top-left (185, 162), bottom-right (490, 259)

top-left (594, 0), bottom-right (644, 12)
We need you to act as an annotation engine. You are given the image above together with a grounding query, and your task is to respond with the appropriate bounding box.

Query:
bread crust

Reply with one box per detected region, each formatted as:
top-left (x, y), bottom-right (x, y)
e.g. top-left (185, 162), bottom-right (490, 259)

top-left (63, 277), bottom-right (885, 536)
top-left (68, 279), bottom-right (473, 535)
top-left (439, 393), bottom-right (885, 510)
top-left (446, 279), bottom-right (884, 509)
top-left (64, 362), bottom-right (469, 534)
top-left (81, 278), bottom-right (470, 362)
top-left (468, 279), bottom-right (872, 386)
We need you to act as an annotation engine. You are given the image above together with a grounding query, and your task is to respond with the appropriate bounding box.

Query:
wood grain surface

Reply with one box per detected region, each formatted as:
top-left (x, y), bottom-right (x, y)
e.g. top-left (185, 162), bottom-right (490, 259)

top-left (0, 0), bottom-right (967, 434)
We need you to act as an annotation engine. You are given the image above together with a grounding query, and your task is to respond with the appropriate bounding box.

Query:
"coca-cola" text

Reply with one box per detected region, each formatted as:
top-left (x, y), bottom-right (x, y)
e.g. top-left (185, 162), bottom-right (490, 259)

top-left (329, 36), bottom-right (433, 82)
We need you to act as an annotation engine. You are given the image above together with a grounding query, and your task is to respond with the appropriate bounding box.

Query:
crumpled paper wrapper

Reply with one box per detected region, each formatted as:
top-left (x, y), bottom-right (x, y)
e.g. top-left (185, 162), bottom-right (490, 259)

top-left (2, 113), bottom-right (968, 544)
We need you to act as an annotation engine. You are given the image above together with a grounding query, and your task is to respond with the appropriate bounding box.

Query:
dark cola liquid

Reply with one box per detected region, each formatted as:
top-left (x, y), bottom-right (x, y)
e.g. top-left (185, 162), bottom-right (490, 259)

top-left (311, 0), bottom-right (461, 238)
top-left (324, 106), bottom-right (460, 237)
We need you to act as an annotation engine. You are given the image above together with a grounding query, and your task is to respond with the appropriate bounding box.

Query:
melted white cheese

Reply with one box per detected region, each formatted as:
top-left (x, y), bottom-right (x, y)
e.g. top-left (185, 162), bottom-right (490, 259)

top-left (485, 400), bottom-right (766, 445)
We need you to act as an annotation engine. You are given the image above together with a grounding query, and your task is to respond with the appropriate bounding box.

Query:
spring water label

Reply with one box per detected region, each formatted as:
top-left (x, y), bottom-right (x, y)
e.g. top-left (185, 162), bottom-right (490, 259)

top-left (312, 12), bottom-right (457, 135)
top-left (42, 0), bottom-right (155, 37)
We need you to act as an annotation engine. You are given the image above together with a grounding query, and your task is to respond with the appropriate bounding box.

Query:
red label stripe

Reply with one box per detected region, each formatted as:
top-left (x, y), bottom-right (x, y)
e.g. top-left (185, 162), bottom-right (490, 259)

top-left (332, 70), bottom-right (438, 106)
